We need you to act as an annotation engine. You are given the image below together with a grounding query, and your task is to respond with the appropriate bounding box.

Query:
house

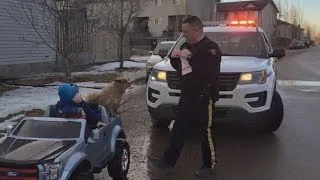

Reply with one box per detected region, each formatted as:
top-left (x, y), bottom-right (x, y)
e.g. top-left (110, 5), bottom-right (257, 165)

top-left (275, 19), bottom-right (304, 47)
top-left (217, 0), bottom-right (279, 43)
top-left (135, 0), bottom-right (218, 38)
top-left (0, 0), bottom-right (56, 79)
top-left (1, 0), bottom-right (127, 79)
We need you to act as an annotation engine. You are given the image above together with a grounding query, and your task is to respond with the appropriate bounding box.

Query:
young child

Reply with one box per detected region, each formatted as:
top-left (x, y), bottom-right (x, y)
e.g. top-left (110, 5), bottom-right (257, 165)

top-left (57, 83), bottom-right (104, 127)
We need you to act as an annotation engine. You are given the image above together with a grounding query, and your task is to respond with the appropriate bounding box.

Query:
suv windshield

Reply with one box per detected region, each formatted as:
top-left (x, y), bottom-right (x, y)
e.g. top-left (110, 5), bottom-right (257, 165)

top-left (12, 120), bottom-right (82, 139)
top-left (206, 32), bottom-right (267, 58)
top-left (172, 31), bottom-right (267, 58)
top-left (153, 43), bottom-right (174, 55)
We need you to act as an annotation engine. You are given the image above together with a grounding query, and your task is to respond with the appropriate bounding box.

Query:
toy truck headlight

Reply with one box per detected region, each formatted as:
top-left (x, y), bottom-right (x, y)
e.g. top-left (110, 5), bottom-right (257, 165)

top-left (44, 162), bottom-right (61, 180)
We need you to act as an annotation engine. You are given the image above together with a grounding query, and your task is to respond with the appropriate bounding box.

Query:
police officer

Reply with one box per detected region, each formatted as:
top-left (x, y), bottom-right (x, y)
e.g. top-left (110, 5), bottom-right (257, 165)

top-left (150, 16), bottom-right (222, 177)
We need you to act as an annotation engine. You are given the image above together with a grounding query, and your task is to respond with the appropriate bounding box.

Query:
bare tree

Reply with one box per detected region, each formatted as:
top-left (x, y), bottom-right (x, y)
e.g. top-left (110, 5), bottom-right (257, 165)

top-left (304, 22), bottom-right (313, 39)
top-left (9, 0), bottom-right (107, 80)
top-left (286, 1), bottom-right (304, 26)
top-left (101, 0), bottom-right (145, 69)
top-left (275, 0), bottom-right (287, 20)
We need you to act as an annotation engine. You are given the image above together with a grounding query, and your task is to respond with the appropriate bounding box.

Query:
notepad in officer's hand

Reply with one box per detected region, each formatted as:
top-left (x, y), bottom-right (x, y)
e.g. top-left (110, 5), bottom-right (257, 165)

top-left (181, 57), bottom-right (192, 75)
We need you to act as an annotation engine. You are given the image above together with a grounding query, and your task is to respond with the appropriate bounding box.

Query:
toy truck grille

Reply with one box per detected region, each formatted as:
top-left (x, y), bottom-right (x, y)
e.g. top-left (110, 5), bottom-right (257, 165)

top-left (0, 163), bottom-right (38, 180)
top-left (167, 71), bottom-right (240, 91)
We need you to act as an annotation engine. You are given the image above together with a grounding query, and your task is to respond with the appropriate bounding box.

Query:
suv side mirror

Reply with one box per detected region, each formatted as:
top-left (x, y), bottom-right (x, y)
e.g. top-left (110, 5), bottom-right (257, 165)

top-left (6, 125), bottom-right (14, 136)
top-left (270, 48), bottom-right (285, 59)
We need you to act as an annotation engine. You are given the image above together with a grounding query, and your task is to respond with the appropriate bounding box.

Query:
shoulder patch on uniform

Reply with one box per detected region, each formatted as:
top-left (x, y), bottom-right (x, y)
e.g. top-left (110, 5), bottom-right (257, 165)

top-left (208, 48), bottom-right (217, 55)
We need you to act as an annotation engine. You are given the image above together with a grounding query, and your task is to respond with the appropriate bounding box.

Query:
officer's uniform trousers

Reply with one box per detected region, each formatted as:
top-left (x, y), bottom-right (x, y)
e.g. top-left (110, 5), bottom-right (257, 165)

top-left (163, 90), bottom-right (217, 169)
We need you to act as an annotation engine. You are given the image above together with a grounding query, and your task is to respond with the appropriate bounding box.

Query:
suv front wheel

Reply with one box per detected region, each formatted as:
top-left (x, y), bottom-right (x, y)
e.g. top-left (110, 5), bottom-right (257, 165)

top-left (263, 91), bottom-right (284, 133)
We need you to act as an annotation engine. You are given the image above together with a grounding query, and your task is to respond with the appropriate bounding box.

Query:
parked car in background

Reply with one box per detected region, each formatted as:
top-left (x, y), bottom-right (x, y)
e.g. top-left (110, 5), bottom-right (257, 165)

top-left (146, 41), bottom-right (176, 81)
top-left (289, 39), bottom-right (305, 49)
top-left (302, 38), bottom-right (312, 48)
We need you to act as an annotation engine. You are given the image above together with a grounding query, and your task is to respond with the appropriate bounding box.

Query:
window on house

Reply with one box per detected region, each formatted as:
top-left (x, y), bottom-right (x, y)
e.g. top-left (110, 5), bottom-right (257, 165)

top-left (154, 18), bottom-right (162, 25)
top-left (155, 0), bottom-right (162, 6)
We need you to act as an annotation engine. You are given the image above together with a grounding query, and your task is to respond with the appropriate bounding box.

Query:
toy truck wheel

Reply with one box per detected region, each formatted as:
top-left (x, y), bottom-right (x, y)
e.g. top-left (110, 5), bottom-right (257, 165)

top-left (108, 140), bottom-right (130, 179)
top-left (69, 162), bottom-right (94, 180)
top-left (263, 91), bottom-right (284, 133)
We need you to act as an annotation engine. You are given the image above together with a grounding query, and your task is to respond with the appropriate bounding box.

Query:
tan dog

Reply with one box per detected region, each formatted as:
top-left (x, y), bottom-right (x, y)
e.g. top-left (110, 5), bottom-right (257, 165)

top-left (83, 77), bottom-right (131, 116)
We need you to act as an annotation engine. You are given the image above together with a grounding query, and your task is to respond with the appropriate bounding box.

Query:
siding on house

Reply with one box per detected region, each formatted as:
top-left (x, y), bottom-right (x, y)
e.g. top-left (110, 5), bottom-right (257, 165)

top-left (0, 0), bottom-right (55, 78)
top-left (138, 0), bottom-right (187, 37)
top-left (138, 0), bottom-right (217, 37)
top-left (261, 2), bottom-right (278, 41)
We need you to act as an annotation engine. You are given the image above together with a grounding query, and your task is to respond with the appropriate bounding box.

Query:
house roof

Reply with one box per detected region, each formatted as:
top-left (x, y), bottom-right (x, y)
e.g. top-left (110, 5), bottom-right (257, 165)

top-left (217, 0), bottom-right (279, 13)
top-left (276, 19), bottom-right (304, 30)
top-left (276, 19), bottom-right (291, 26)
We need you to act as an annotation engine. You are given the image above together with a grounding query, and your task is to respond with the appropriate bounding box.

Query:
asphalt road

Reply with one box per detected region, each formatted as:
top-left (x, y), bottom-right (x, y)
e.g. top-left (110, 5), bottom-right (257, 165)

top-left (96, 46), bottom-right (320, 180)
top-left (278, 46), bottom-right (320, 81)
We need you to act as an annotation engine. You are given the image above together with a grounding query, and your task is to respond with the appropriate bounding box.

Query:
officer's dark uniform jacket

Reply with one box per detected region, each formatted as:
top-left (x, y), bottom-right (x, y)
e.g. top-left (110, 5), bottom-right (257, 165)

top-left (170, 36), bottom-right (222, 101)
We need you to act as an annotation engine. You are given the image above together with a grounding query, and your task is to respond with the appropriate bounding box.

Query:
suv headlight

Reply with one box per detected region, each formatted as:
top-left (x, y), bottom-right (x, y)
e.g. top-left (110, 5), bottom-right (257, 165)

top-left (150, 69), bottom-right (167, 82)
top-left (44, 162), bottom-right (61, 180)
top-left (238, 67), bottom-right (273, 85)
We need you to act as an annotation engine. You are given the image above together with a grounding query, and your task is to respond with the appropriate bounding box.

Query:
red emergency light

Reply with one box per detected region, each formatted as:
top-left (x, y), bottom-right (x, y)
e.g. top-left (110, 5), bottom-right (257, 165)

top-left (229, 20), bottom-right (256, 27)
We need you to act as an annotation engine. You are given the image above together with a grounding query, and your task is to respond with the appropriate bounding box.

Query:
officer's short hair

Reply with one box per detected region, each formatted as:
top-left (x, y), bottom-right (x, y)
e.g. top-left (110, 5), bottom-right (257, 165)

top-left (182, 16), bottom-right (203, 29)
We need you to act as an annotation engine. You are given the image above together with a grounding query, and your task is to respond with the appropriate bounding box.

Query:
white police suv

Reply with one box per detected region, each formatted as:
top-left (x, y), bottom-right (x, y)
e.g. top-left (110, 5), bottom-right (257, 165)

top-left (146, 20), bottom-right (286, 133)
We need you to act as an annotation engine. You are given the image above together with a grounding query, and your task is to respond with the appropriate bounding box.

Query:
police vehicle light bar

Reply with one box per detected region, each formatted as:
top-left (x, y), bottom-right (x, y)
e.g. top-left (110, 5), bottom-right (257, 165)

top-left (230, 20), bottom-right (255, 26)
top-left (203, 20), bottom-right (256, 27)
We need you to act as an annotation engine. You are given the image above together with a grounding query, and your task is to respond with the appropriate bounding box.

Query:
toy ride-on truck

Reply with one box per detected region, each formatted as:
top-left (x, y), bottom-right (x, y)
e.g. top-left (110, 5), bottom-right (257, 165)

top-left (0, 103), bottom-right (130, 180)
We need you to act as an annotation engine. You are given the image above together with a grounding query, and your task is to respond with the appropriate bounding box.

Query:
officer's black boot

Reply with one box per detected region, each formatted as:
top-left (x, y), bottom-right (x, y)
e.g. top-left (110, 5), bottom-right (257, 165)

top-left (149, 156), bottom-right (174, 173)
top-left (195, 165), bottom-right (215, 177)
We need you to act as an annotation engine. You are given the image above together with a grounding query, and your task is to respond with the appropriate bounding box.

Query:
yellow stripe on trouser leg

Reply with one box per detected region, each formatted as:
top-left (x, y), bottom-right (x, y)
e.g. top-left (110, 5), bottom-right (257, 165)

top-left (207, 99), bottom-right (216, 169)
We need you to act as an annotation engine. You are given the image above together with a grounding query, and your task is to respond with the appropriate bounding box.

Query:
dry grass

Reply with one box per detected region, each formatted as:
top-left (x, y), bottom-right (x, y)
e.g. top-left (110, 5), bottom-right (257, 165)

top-left (25, 109), bottom-right (45, 117)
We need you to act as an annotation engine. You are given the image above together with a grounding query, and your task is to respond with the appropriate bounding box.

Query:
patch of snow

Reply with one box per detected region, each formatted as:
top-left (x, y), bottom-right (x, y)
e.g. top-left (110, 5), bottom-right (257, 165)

top-left (48, 82), bottom-right (109, 89)
top-left (90, 61), bottom-right (146, 72)
top-left (0, 114), bottom-right (25, 131)
top-left (0, 60), bottom-right (147, 120)
top-left (0, 86), bottom-right (102, 119)
top-left (130, 56), bottom-right (150, 62)
top-left (0, 81), bottom-right (145, 120)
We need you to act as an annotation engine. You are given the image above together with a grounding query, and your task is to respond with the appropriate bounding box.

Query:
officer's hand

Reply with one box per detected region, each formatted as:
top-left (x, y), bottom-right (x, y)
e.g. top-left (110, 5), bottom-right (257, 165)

top-left (180, 49), bottom-right (191, 59)
top-left (171, 49), bottom-right (181, 58)
top-left (97, 121), bottom-right (107, 127)
top-left (81, 110), bottom-right (86, 119)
